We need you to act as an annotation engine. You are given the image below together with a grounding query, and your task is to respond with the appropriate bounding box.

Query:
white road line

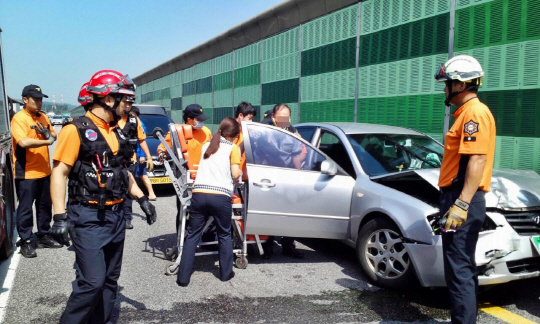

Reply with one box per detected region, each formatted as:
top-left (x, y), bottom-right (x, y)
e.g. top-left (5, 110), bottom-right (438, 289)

top-left (0, 246), bottom-right (21, 323)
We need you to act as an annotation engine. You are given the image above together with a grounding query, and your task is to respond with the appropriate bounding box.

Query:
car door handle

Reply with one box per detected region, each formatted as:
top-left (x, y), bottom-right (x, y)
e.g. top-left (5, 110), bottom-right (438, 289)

top-left (253, 180), bottom-right (276, 188)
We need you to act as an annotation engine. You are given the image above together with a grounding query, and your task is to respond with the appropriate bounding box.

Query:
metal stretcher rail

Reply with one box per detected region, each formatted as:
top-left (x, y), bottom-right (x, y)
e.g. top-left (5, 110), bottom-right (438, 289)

top-left (156, 123), bottom-right (265, 276)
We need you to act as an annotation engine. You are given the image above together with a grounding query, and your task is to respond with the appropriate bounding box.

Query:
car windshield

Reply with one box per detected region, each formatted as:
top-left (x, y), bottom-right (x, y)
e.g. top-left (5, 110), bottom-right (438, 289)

top-left (138, 114), bottom-right (171, 138)
top-left (347, 133), bottom-right (444, 177)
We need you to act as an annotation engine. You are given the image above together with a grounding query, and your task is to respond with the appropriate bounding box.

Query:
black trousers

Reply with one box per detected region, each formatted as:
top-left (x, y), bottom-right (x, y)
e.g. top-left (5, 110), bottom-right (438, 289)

top-left (15, 176), bottom-right (52, 242)
top-left (440, 189), bottom-right (486, 324)
top-left (178, 193), bottom-right (233, 283)
top-left (60, 203), bottom-right (126, 324)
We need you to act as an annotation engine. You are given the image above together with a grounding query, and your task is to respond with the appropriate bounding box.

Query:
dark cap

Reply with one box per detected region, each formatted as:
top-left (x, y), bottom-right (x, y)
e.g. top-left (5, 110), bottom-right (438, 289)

top-left (22, 84), bottom-right (48, 98)
top-left (183, 104), bottom-right (209, 121)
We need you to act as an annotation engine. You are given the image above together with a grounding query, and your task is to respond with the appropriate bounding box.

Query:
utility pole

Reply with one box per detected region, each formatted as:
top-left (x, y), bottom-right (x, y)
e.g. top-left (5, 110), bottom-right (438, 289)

top-left (52, 93), bottom-right (56, 112)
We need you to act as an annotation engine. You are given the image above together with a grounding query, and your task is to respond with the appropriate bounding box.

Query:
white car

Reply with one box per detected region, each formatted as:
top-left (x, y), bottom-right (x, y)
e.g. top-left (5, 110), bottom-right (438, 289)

top-left (241, 121), bottom-right (540, 288)
top-left (50, 115), bottom-right (64, 126)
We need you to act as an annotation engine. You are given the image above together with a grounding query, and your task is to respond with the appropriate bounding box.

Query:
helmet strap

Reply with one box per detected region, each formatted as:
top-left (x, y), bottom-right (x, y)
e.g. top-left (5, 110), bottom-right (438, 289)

top-left (94, 94), bottom-right (123, 125)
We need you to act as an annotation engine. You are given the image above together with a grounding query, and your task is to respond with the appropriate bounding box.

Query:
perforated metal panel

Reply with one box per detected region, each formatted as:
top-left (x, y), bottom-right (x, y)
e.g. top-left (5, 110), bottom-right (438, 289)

top-left (170, 84), bottom-right (182, 98)
top-left (182, 95), bottom-right (196, 109)
top-left (183, 66), bottom-right (196, 83)
top-left (234, 85), bottom-right (261, 106)
top-left (213, 90), bottom-right (233, 108)
top-left (235, 42), bottom-right (260, 69)
top-left (214, 53), bottom-right (233, 74)
top-left (195, 93), bottom-right (213, 110)
top-left (262, 27), bottom-right (299, 60)
top-left (195, 61), bottom-right (212, 79)
top-left (302, 6), bottom-right (357, 51)
top-left (262, 54), bottom-right (299, 83)
top-left (234, 64), bottom-right (260, 88)
top-left (301, 68), bottom-right (355, 102)
top-left (361, 0), bottom-right (450, 35)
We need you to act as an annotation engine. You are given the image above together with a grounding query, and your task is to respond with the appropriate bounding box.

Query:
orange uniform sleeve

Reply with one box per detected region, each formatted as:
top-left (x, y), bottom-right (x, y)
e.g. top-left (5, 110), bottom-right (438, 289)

top-left (458, 108), bottom-right (494, 155)
top-left (11, 115), bottom-right (29, 146)
top-left (136, 116), bottom-right (146, 140)
top-left (157, 132), bottom-right (171, 154)
top-left (53, 124), bottom-right (81, 166)
top-left (230, 144), bottom-right (241, 165)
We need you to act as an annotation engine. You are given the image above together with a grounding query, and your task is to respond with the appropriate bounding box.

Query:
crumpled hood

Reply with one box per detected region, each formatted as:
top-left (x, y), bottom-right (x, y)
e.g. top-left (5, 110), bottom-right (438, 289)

top-left (412, 169), bottom-right (540, 209)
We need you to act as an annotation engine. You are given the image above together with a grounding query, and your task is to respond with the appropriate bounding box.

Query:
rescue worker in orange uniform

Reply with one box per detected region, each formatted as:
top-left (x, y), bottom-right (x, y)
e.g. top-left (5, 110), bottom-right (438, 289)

top-left (50, 70), bottom-right (157, 323)
top-left (233, 101), bottom-right (257, 181)
top-left (434, 55), bottom-right (496, 324)
top-left (11, 85), bottom-right (61, 258)
top-left (118, 95), bottom-right (154, 229)
top-left (157, 104), bottom-right (212, 232)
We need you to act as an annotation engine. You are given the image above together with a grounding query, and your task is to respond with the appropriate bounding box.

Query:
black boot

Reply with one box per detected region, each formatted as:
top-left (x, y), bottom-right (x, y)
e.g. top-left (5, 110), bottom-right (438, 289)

top-left (20, 240), bottom-right (37, 258)
top-left (37, 235), bottom-right (62, 248)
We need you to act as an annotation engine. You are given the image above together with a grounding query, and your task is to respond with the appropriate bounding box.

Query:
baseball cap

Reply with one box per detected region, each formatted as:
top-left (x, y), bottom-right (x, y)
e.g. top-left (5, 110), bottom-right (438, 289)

top-left (22, 85), bottom-right (48, 98)
top-left (184, 104), bottom-right (209, 121)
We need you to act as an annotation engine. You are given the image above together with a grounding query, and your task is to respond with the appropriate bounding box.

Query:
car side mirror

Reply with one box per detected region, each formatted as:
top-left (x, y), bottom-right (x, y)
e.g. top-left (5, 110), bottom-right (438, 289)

top-left (321, 160), bottom-right (337, 176)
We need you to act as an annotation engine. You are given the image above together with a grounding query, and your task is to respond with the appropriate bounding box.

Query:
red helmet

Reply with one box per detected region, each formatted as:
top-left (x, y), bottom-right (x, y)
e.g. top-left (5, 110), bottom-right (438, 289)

top-left (86, 69), bottom-right (136, 97)
top-left (78, 82), bottom-right (92, 106)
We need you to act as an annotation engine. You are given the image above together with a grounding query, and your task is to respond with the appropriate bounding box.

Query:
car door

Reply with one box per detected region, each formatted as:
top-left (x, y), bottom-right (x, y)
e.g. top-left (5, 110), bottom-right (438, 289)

top-left (242, 122), bottom-right (355, 239)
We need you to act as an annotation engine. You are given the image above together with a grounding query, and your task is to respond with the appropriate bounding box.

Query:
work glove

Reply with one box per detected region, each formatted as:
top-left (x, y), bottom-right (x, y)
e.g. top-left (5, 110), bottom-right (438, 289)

top-left (35, 122), bottom-right (51, 139)
top-left (50, 213), bottom-right (76, 247)
top-left (146, 158), bottom-right (154, 172)
top-left (443, 201), bottom-right (468, 230)
top-left (137, 196), bottom-right (157, 225)
top-left (49, 135), bottom-right (56, 145)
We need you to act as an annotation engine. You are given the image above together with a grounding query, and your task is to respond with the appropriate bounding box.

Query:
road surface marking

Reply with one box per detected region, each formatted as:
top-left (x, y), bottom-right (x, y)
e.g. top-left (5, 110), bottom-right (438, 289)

top-left (480, 302), bottom-right (538, 324)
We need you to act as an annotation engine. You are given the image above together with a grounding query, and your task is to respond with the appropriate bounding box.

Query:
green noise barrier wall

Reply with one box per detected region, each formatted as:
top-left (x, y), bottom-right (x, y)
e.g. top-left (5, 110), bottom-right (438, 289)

top-left (135, 0), bottom-right (540, 173)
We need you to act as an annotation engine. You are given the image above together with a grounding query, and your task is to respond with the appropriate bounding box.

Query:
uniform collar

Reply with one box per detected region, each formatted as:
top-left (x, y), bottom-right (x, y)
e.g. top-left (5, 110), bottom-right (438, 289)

top-left (86, 111), bottom-right (111, 130)
top-left (22, 108), bottom-right (41, 119)
top-left (452, 97), bottom-right (479, 118)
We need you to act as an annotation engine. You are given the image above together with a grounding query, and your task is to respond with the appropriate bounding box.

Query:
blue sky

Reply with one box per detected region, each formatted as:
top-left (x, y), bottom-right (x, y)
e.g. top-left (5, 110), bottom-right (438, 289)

top-left (0, 0), bottom-right (282, 105)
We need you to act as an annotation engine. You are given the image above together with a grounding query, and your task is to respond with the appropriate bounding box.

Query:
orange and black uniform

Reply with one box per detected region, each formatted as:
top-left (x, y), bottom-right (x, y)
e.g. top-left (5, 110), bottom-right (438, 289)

top-left (54, 111), bottom-right (132, 324)
top-left (117, 114), bottom-right (147, 223)
top-left (438, 98), bottom-right (496, 324)
top-left (158, 125), bottom-right (212, 230)
top-left (11, 109), bottom-right (56, 243)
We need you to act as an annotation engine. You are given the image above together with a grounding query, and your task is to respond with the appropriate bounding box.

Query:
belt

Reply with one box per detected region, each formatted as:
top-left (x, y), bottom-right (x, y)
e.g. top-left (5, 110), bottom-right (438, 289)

top-left (440, 186), bottom-right (483, 194)
top-left (70, 198), bottom-right (124, 211)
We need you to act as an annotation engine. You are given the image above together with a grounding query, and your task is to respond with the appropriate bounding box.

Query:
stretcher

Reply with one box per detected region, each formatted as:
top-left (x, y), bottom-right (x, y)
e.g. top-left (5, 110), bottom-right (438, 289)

top-left (156, 123), bottom-right (266, 276)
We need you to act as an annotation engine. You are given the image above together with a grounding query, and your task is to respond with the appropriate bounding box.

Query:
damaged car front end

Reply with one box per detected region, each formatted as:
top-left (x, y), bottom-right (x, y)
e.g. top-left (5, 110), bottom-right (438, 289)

top-left (375, 168), bottom-right (540, 287)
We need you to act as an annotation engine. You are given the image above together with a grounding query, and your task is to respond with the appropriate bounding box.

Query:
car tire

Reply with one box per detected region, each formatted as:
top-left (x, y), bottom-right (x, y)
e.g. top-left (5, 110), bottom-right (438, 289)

top-left (0, 167), bottom-right (15, 260)
top-left (356, 217), bottom-right (417, 289)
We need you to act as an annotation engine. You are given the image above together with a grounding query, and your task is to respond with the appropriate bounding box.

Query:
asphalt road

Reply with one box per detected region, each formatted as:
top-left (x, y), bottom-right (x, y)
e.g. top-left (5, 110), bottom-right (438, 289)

top-left (1, 125), bottom-right (539, 323)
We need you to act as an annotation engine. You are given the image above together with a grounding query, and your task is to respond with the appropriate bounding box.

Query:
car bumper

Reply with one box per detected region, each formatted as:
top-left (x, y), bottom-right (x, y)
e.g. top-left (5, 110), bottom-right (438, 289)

top-left (407, 211), bottom-right (540, 287)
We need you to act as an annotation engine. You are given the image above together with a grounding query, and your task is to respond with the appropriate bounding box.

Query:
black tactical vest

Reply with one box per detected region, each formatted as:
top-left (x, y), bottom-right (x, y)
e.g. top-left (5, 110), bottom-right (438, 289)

top-left (67, 116), bottom-right (132, 206)
top-left (121, 114), bottom-right (139, 155)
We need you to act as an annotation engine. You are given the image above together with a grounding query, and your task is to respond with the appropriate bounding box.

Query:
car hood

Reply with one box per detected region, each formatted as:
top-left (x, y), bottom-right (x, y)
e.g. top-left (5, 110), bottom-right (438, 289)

top-left (404, 169), bottom-right (540, 210)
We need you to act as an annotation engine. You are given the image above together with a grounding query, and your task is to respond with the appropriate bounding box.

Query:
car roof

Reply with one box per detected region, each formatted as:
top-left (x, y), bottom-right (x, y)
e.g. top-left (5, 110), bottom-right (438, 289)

top-left (133, 104), bottom-right (167, 116)
top-left (296, 122), bottom-right (423, 136)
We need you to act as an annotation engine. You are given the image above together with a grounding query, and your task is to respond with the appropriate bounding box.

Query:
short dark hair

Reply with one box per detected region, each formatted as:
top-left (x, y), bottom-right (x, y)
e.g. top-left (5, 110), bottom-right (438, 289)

top-left (130, 106), bottom-right (140, 116)
top-left (235, 101), bottom-right (257, 118)
top-left (272, 104), bottom-right (290, 115)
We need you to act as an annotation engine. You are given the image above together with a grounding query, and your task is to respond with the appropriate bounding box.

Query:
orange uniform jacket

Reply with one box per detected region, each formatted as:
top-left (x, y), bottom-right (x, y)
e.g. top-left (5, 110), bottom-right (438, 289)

top-left (438, 98), bottom-right (496, 192)
top-left (11, 109), bottom-right (56, 179)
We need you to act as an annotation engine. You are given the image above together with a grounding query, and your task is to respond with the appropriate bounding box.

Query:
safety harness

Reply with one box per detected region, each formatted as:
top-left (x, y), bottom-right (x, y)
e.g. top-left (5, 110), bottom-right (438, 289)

top-left (67, 116), bottom-right (132, 208)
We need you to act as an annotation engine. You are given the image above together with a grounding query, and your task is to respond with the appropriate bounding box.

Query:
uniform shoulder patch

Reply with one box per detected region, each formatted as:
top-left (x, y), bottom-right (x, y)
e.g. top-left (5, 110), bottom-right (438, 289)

top-left (117, 129), bottom-right (127, 140)
top-left (464, 120), bottom-right (479, 136)
top-left (85, 129), bottom-right (98, 141)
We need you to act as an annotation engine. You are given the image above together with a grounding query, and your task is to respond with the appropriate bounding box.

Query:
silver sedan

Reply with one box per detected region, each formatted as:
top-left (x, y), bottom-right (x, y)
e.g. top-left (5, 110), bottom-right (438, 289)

top-left (241, 121), bottom-right (540, 289)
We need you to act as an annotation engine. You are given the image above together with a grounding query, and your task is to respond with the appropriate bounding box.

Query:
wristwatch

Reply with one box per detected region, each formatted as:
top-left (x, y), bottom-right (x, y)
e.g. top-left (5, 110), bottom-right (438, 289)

top-left (454, 198), bottom-right (470, 211)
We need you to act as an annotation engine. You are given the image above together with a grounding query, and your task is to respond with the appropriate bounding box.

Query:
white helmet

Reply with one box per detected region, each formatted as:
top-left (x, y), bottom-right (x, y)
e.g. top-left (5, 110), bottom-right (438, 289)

top-left (434, 55), bottom-right (484, 83)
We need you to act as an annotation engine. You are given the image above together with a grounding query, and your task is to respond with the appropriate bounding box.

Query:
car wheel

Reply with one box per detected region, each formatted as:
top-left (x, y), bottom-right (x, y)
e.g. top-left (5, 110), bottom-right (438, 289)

top-left (356, 217), bottom-right (417, 289)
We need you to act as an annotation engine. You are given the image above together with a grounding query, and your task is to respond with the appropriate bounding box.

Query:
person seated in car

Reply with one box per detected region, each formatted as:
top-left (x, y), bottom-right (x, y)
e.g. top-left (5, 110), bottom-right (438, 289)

top-left (259, 104), bottom-right (306, 259)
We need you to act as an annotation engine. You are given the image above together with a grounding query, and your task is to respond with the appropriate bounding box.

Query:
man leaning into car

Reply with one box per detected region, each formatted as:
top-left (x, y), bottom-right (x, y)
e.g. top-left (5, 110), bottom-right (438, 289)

top-left (434, 55), bottom-right (496, 323)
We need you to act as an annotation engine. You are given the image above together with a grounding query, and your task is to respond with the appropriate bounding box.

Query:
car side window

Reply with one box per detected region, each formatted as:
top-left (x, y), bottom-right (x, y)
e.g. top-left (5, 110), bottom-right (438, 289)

top-left (296, 127), bottom-right (316, 143)
top-left (247, 124), bottom-right (325, 171)
top-left (318, 131), bottom-right (356, 178)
